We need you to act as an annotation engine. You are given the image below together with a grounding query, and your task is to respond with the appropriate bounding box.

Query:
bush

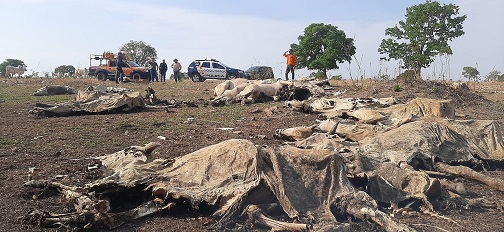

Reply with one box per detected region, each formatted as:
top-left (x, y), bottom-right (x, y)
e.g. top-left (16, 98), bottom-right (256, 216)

top-left (376, 74), bottom-right (390, 80)
top-left (309, 71), bottom-right (327, 80)
top-left (330, 75), bottom-right (342, 80)
top-left (396, 70), bottom-right (416, 81)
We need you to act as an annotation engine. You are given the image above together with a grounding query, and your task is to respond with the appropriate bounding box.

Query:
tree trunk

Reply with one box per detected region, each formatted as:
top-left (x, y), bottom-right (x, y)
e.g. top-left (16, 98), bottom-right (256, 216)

top-left (415, 66), bottom-right (422, 80)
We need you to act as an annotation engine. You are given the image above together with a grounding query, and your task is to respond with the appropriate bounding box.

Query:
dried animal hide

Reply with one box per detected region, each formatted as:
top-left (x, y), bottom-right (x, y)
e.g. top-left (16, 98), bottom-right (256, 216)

top-left (33, 85), bottom-right (77, 96)
top-left (25, 139), bottom-right (413, 231)
top-left (29, 91), bottom-right (146, 117)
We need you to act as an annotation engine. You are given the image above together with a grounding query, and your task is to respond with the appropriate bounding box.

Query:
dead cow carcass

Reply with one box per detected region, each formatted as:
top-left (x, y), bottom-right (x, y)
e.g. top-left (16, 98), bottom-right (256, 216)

top-left (212, 80), bottom-right (314, 105)
top-left (29, 88), bottom-right (145, 117)
top-left (213, 78), bottom-right (250, 97)
top-left (33, 85), bottom-right (77, 96)
top-left (24, 139), bottom-right (413, 231)
top-left (23, 97), bottom-right (504, 231)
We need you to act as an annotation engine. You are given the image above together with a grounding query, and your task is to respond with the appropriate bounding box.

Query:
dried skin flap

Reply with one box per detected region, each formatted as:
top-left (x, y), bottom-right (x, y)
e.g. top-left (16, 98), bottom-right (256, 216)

top-left (149, 139), bottom-right (260, 216)
top-left (359, 119), bottom-right (504, 165)
top-left (90, 139), bottom-right (396, 230)
top-left (30, 90), bottom-right (146, 116)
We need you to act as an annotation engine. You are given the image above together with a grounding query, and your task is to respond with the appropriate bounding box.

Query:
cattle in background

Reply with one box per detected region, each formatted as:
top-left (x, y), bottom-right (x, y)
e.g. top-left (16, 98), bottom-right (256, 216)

top-left (75, 68), bottom-right (88, 78)
top-left (5, 65), bottom-right (27, 78)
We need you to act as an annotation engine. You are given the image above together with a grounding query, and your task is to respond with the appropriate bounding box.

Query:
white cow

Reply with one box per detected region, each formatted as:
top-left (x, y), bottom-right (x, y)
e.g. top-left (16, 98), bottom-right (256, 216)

top-left (5, 65), bottom-right (27, 78)
top-left (75, 68), bottom-right (88, 78)
top-left (236, 80), bottom-right (292, 102)
top-left (213, 78), bottom-right (250, 97)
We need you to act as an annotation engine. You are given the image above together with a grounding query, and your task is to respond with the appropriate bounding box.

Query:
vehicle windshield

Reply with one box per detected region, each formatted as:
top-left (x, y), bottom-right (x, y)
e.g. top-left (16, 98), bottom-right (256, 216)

top-left (128, 61), bottom-right (141, 67)
top-left (218, 62), bottom-right (230, 68)
top-left (246, 66), bottom-right (261, 72)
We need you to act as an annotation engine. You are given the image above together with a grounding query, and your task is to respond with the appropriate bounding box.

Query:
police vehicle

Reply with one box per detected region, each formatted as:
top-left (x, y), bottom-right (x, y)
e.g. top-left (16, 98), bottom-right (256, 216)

top-left (187, 59), bottom-right (246, 82)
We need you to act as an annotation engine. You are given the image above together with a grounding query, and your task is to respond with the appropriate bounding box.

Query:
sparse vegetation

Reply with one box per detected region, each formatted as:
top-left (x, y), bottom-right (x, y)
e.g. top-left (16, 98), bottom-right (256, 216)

top-left (393, 84), bottom-right (403, 92)
top-left (330, 75), bottom-right (342, 80)
top-left (396, 69), bottom-right (416, 81)
top-left (309, 71), bottom-right (327, 80)
top-left (485, 70), bottom-right (504, 81)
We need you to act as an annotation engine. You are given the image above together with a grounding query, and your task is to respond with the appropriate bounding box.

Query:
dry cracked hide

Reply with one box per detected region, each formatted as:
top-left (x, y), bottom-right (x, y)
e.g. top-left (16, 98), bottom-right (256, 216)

top-left (29, 86), bottom-right (146, 117)
top-left (33, 85), bottom-right (77, 96)
top-left (23, 97), bottom-right (504, 231)
top-left (23, 139), bottom-right (412, 231)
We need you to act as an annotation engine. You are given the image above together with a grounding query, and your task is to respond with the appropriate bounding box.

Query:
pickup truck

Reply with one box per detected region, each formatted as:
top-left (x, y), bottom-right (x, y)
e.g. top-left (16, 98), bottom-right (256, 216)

top-left (88, 53), bottom-right (150, 81)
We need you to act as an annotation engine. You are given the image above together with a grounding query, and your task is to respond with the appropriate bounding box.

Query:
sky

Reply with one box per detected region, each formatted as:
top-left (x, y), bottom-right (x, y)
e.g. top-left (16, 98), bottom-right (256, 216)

top-left (0, 0), bottom-right (503, 80)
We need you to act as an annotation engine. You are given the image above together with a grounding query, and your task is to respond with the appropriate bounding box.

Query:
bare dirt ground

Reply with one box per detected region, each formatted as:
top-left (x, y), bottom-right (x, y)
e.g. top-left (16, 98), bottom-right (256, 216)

top-left (0, 77), bottom-right (503, 231)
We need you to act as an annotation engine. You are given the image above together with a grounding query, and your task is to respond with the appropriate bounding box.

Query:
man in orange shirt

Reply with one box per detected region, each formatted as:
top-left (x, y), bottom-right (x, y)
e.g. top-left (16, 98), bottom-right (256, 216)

top-left (283, 49), bottom-right (297, 80)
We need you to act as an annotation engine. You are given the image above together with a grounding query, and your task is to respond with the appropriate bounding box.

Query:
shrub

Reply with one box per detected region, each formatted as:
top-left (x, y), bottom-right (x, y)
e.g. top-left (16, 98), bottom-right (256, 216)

top-left (330, 75), bottom-right (342, 80)
top-left (396, 70), bottom-right (416, 81)
top-left (309, 71), bottom-right (327, 80)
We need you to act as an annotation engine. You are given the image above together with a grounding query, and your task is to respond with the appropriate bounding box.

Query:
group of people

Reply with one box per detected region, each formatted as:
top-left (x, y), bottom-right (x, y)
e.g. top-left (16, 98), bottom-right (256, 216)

top-left (115, 48), bottom-right (297, 84)
top-left (145, 58), bottom-right (182, 82)
top-left (114, 51), bottom-right (182, 84)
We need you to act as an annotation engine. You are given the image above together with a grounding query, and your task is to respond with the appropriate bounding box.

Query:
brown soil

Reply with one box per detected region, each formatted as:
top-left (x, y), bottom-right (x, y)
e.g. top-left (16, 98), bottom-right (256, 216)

top-left (0, 78), bottom-right (503, 231)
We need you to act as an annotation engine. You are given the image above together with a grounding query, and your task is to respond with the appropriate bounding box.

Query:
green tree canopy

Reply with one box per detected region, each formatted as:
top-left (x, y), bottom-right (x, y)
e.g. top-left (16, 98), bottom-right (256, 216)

top-left (462, 66), bottom-right (480, 82)
top-left (378, 1), bottom-right (466, 79)
top-left (119, 40), bottom-right (157, 67)
top-left (0, 59), bottom-right (25, 76)
top-left (292, 23), bottom-right (356, 78)
top-left (54, 65), bottom-right (76, 75)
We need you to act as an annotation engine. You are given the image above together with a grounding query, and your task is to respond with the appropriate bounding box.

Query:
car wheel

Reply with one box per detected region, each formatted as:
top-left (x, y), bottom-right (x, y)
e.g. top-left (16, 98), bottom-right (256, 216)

top-left (191, 73), bottom-right (205, 82)
top-left (96, 72), bottom-right (107, 81)
top-left (131, 72), bottom-right (142, 80)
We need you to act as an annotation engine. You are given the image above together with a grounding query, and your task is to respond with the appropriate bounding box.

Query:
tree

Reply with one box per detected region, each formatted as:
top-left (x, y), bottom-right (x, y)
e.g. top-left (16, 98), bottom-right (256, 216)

top-left (54, 65), bottom-right (76, 76)
top-left (0, 59), bottom-right (25, 76)
top-left (378, 1), bottom-right (466, 80)
top-left (485, 70), bottom-right (503, 81)
top-left (291, 23), bottom-right (356, 78)
top-left (462, 66), bottom-right (480, 82)
top-left (119, 40), bottom-right (157, 67)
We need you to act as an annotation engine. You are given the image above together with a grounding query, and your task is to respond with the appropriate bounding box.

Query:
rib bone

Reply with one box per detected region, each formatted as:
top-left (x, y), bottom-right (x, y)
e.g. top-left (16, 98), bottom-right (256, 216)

top-left (245, 205), bottom-right (310, 232)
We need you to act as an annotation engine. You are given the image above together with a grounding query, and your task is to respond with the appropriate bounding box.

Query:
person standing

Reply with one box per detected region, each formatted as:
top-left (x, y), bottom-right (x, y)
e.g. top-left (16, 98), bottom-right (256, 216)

top-left (171, 59), bottom-right (182, 82)
top-left (159, 59), bottom-right (168, 82)
top-left (283, 49), bottom-right (297, 80)
top-left (115, 51), bottom-right (126, 84)
top-left (148, 58), bottom-right (159, 82)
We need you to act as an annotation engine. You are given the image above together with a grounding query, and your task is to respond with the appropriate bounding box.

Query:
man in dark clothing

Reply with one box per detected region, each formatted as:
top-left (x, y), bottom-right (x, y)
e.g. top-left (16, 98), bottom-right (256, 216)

top-left (159, 59), bottom-right (168, 82)
top-left (148, 59), bottom-right (159, 82)
top-left (115, 51), bottom-right (126, 84)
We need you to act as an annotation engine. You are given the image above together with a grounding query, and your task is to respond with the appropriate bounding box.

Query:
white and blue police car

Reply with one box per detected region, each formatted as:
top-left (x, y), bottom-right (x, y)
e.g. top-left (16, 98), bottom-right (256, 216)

top-left (187, 59), bottom-right (245, 82)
